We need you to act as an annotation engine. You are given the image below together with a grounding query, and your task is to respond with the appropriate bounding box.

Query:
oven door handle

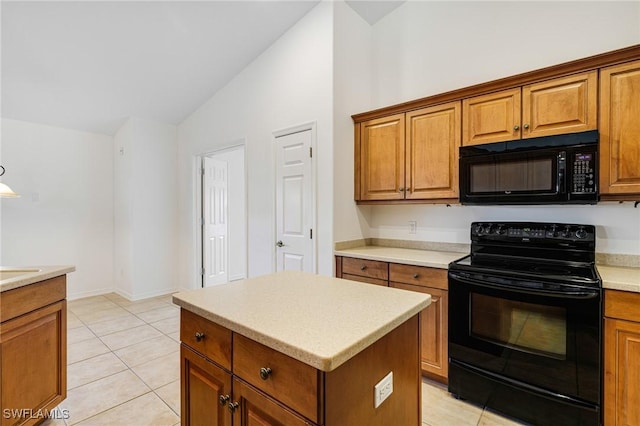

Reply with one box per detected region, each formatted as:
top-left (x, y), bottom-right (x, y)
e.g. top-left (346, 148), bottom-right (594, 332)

top-left (449, 271), bottom-right (600, 299)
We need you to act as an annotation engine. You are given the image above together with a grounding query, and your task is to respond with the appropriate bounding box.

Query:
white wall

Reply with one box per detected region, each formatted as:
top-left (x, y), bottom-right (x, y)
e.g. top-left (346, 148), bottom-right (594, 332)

top-left (114, 117), bottom-right (179, 299)
top-left (336, 1), bottom-right (640, 256)
top-left (178, 2), bottom-right (334, 287)
top-left (333, 1), bottom-right (374, 244)
top-left (1, 118), bottom-right (114, 299)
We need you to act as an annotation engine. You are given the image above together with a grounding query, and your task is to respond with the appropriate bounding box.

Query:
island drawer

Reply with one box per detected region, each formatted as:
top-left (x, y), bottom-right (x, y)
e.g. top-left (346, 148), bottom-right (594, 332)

top-left (1, 276), bottom-right (66, 322)
top-left (389, 264), bottom-right (447, 290)
top-left (342, 257), bottom-right (388, 280)
top-left (180, 309), bottom-right (232, 370)
top-left (233, 334), bottom-right (320, 424)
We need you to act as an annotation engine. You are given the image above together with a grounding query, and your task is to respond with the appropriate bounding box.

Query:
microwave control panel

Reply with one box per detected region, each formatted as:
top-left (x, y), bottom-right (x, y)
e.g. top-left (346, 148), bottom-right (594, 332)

top-left (571, 152), bottom-right (596, 194)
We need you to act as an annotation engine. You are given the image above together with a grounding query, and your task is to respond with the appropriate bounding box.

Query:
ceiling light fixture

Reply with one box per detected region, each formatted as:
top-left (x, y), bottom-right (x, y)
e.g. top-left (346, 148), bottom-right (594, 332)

top-left (0, 165), bottom-right (20, 198)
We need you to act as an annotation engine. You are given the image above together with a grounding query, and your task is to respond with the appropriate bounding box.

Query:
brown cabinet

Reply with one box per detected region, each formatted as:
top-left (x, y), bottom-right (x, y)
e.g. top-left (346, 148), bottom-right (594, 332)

top-left (336, 256), bottom-right (449, 383)
top-left (181, 306), bottom-right (421, 426)
top-left (604, 290), bottom-right (640, 426)
top-left (463, 72), bottom-right (597, 146)
top-left (356, 102), bottom-right (461, 203)
top-left (599, 60), bottom-right (640, 197)
top-left (389, 263), bottom-right (448, 383)
top-left (0, 276), bottom-right (67, 426)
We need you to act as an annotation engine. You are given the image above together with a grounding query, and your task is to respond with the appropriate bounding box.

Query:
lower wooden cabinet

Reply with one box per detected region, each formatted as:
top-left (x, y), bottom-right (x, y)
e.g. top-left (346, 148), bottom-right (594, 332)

top-left (604, 289), bottom-right (640, 426)
top-left (335, 255), bottom-right (449, 383)
top-left (0, 276), bottom-right (67, 426)
top-left (181, 307), bottom-right (421, 426)
top-left (181, 344), bottom-right (232, 426)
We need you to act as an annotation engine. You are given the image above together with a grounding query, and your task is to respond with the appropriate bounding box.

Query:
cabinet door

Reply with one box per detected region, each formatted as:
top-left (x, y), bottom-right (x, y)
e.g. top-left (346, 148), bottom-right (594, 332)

top-left (605, 318), bottom-right (640, 426)
top-left (406, 101), bottom-right (461, 199)
top-left (599, 60), bottom-right (640, 195)
top-left (522, 71), bottom-right (597, 138)
top-left (389, 282), bottom-right (448, 383)
top-left (462, 88), bottom-right (521, 146)
top-left (358, 114), bottom-right (406, 200)
top-left (180, 344), bottom-right (232, 426)
top-left (230, 378), bottom-right (312, 426)
top-left (1, 301), bottom-right (66, 426)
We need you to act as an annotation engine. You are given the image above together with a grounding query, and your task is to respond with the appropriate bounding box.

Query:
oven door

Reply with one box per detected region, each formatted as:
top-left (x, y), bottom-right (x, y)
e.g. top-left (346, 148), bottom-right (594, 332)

top-left (448, 269), bottom-right (601, 404)
top-left (459, 147), bottom-right (565, 204)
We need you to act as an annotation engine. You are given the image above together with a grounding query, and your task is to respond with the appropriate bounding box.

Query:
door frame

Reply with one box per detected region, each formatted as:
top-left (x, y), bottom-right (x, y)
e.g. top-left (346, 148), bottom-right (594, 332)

top-left (272, 122), bottom-right (317, 273)
top-left (195, 141), bottom-right (247, 288)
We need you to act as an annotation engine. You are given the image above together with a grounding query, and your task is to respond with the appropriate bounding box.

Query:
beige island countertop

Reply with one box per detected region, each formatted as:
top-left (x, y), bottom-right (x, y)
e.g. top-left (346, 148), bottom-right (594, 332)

top-left (172, 270), bottom-right (431, 372)
top-left (0, 265), bottom-right (75, 293)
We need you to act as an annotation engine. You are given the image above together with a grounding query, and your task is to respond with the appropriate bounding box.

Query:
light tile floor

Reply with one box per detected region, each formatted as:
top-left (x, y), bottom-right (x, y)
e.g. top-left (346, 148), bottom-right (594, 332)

top-left (41, 293), bottom-right (525, 426)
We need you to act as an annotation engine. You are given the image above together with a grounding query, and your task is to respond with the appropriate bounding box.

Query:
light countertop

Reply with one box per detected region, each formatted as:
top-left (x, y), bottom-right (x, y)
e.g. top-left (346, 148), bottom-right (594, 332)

top-left (0, 265), bottom-right (75, 293)
top-left (335, 245), bottom-right (640, 293)
top-left (334, 246), bottom-right (465, 269)
top-left (172, 270), bottom-right (431, 372)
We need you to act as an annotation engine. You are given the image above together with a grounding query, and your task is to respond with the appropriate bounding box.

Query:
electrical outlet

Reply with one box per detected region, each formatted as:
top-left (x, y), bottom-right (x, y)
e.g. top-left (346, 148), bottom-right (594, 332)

top-left (409, 221), bottom-right (417, 234)
top-left (374, 371), bottom-right (393, 408)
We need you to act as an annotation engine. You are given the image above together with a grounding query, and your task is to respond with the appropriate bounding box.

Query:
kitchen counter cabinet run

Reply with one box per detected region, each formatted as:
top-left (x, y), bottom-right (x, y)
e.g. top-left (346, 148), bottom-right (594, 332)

top-left (336, 255), bottom-right (449, 384)
top-left (175, 271), bottom-right (428, 426)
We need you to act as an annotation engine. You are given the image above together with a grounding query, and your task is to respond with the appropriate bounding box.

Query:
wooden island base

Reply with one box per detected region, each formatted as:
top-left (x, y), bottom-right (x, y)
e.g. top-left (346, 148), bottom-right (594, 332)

top-left (181, 310), bottom-right (421, 426)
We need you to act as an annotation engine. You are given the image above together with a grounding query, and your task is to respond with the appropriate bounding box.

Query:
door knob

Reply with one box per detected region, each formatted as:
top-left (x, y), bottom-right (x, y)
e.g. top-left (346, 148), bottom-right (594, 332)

top-left (276, 240), bottom-right (284, 247)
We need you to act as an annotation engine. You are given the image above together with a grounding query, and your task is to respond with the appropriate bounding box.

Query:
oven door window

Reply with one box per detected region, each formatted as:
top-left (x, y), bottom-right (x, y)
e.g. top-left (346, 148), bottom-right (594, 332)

top-left (471, 293), bottom-right (566, 359)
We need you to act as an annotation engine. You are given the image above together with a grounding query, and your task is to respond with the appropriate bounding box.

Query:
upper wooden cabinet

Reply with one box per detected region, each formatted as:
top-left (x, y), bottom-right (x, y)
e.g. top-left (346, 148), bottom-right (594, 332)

top-left (462, 71), bottom-right (597, 146)
top-left (356, 102), bottom-right (461, 202)
top-left (599, 60), bottom-right (640, 196)
top-left (406, 102), bottom-right (461, 200)
top-left (357, 114), bottom-right (405, 201)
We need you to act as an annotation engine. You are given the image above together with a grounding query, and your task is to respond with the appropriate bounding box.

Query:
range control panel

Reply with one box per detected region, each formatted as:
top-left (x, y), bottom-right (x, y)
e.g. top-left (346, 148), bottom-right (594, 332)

top-left (471, 222), bottom-right (595, 242)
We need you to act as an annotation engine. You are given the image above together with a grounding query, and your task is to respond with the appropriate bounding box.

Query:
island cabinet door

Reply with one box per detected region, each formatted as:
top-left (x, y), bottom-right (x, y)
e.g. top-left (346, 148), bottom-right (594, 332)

top-left (229, 378), bottom-right (313, 426)
top-left (180, 344), bottom-right (231, 426)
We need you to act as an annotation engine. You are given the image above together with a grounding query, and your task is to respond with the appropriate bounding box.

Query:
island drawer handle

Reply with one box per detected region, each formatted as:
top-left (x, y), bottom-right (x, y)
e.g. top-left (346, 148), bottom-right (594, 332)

top-left (360, 265), bottom-right (367, 271)
top-left (228, 401), bottom-right (239, 413)
top-left (413, 273), bottom-right (419, 279)
top-left (260, 367), bottom-right (272, 380)
top-left (194, 332), bottom-right (205, 342)
top-left (219, 395), bottom-right (230, 406)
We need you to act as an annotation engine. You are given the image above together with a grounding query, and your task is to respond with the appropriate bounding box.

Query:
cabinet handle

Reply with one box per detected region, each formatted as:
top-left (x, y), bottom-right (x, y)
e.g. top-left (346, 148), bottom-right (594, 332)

top-left (228, 401), bottom-right (239, 413)
top-left (219, 395), bottom-right (230, 406)
top-left (260, 367), bottom-right (272, 380)
top-left (398, 187), bottom-right (405, 192)
top-left (360, 265), bottom-right (367, 271)
top-left (523, 123), bottom-right (529, 130)
top-left (194, 332), bottom-right (205, 342)
top-left (413, 273), bottom-right (419, 279)
top-left (514, 125), bottom-right (520, 131)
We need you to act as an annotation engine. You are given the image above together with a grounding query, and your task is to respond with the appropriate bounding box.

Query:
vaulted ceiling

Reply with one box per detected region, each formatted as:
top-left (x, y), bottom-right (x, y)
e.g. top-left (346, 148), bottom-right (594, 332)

top-left (1, 1), bottom-right (404, 136)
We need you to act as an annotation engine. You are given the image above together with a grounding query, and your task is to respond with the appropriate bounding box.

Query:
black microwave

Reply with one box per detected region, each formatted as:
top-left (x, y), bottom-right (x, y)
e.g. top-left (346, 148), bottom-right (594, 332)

top-left (459, 130), bottom-right (598, 205)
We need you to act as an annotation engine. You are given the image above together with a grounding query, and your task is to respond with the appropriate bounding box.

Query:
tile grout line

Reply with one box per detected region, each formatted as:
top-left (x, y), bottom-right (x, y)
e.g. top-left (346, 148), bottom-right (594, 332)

top-left (64, 294), bottom-right (181, 425)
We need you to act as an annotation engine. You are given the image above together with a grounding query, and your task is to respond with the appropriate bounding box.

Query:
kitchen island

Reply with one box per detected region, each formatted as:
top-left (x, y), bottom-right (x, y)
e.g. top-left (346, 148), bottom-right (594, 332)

top-left (1, 265), bottom-right (74, 426)
top-left (172, 270), bottom-right (431, 426)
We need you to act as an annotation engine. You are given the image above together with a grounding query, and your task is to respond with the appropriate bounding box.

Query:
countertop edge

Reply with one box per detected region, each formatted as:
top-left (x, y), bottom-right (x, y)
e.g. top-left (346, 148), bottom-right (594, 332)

top-left (0, 265), bottom-right (76, 293)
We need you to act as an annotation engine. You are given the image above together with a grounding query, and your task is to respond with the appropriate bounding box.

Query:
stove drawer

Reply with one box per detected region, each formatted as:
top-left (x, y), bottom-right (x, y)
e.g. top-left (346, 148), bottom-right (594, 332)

top-left (390, 264), bottom-right (447, 290)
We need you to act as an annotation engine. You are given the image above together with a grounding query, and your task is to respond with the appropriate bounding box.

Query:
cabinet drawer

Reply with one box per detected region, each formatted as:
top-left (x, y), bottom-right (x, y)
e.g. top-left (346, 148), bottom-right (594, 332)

top-left (1, 276), bottom-right (66, 322)
top-left (342, 257), bottom-right (388, 280)
top-left (180, 309), bottom-right (232, 370)
top-left (233, 334), bottom-right (320, 424)
top-left (389, 263), bottom-right (447, 290)
top-left (341, 273), bottom-right (388, 287)
top-left (605, 289), bottom-right (640, 322)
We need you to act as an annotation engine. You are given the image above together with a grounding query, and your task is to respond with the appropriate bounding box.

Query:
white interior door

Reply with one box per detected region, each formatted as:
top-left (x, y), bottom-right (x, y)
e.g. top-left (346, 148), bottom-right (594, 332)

top-left (275, 128), bottom-right (314, 272)
top-left (203, 156), bottom-right (228, 286)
